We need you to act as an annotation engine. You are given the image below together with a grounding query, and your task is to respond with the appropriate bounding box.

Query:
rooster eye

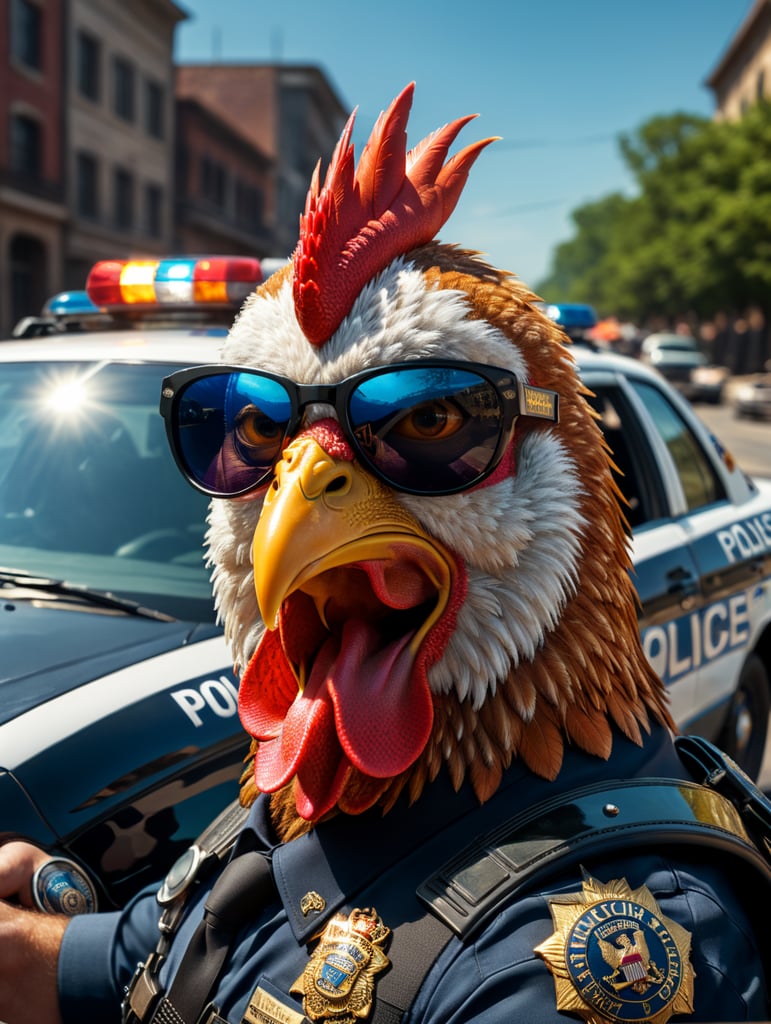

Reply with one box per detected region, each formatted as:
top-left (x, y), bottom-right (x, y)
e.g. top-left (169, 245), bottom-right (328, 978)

top-left (391, 400), bottom-right (465, 440)
top-left (234, 405), bottom-right (283, 459)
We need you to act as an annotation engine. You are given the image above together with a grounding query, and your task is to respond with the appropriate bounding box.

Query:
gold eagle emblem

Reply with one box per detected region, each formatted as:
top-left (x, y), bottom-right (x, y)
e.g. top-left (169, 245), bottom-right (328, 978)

top-left (535, 874), bottom-right (694, 1024)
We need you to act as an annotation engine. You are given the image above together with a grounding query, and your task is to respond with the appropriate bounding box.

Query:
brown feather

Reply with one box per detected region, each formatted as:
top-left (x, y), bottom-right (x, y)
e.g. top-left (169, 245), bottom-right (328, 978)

top-left (562, 702), bottom-right (614, 759)
top-left (517, 702), bottom-right (566, 781)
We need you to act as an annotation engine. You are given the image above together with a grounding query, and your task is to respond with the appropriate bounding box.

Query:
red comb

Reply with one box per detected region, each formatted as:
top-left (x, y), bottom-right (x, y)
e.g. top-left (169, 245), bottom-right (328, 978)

top-left (292, 82), bottom-right (496, 346)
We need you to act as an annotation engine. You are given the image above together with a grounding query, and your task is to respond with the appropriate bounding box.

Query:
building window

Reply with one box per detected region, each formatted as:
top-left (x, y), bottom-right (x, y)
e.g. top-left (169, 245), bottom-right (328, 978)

top-left (757, 69), bottom-right (766, 102)
top-left (10, 113), bottom-right (42, 177)
top-left (144, 183), bottom-right (163, 237)
top-left (235, 180), bottom-right (264, 233)
top-left (10, 233), bottom-right (47, 327)
top-left (113, 57), bottom-right (135, 122)
top-left (114, 167), bottom-right (134, 230)
top-left (76, 152), bottom-right (99, 218)
top-left (144, 79), bottom-right (165, 139)
top-left (77, 31), bottom-right (101, 102)
top-left (11, 0), bottom-right (42, 71)
top-left (200, 156), bottom-right (227, 208)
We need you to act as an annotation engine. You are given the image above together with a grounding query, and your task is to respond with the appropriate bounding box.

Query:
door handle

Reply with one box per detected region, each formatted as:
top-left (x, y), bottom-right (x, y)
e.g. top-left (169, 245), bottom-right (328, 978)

top-left (666, 565), bottom-right (698, 610)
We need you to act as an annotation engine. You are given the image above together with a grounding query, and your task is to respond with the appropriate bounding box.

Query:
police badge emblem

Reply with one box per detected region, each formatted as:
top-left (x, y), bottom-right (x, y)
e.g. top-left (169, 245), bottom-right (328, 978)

top-left (534, 875), bottom-right (694, 1024)
top-left (291, 907), bottom-right (390, 1023)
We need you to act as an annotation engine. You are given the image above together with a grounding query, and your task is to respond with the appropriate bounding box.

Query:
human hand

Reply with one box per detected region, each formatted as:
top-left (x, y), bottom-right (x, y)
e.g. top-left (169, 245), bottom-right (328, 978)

top-left (0, 842), bottom-right (52, 908)
top-left (0, 898), bottom-right (66, 1024)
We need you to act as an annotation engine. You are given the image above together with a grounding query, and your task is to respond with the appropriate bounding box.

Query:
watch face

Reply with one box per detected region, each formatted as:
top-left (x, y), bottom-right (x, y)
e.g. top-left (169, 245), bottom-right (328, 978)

top-left (33, 858), bottom-right (98, 915)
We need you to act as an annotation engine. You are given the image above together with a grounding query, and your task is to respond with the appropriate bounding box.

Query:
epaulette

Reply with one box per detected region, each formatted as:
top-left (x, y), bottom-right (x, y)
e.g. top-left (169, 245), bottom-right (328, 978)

top-left (417, 774), bottom-right (769, 940)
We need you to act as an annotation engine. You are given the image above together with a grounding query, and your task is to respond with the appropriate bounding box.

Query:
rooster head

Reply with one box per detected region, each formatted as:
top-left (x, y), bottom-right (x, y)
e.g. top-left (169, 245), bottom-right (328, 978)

top-left (172, 83), bottom-right (674, 837)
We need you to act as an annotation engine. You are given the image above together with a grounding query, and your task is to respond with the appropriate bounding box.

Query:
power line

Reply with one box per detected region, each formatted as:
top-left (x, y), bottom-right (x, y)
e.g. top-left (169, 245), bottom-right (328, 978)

top-left (493, 133), bottom-right (619, 150)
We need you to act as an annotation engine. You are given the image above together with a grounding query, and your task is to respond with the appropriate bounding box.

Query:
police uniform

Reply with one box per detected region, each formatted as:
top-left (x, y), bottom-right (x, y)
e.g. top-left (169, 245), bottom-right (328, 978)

top-left (57, 722), bottom-right (770, 1024)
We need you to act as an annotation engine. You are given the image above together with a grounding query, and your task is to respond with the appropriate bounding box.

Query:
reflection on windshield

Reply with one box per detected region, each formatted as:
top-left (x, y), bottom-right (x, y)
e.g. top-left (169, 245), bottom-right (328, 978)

top-left (0, 361), bottom-right (215, 622)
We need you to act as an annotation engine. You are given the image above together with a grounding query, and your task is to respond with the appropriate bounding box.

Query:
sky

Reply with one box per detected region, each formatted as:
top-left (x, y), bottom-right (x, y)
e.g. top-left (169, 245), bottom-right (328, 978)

top-left (174, 0), bottom-right (754, 291)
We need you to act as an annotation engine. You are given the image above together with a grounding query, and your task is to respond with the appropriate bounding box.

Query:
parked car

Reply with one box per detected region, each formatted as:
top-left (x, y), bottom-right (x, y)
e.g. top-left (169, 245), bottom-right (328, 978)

top-left (640, 332), bottom-right (728, 404)
top-left (733, 367), bottom-right (771, 420)
top-left (2, 269), bottom-right (769, 910)
top-left (0, 256), bottom-right (264, 909)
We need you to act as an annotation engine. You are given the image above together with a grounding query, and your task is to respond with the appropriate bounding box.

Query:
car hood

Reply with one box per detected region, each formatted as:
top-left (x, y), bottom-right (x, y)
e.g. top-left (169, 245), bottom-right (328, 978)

top-left (0, 598), bottom-right (212, 725)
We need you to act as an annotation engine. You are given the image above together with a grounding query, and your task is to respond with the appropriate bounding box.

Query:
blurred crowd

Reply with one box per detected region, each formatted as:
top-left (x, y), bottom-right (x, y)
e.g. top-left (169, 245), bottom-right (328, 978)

top-left (698, 309), bottom-right (769, 376)
top-left (590, 307), bottom-right (770, 375)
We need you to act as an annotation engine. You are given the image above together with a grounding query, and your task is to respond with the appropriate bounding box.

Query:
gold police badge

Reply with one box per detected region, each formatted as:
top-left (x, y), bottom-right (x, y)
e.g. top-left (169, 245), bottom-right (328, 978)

top-left (291, 907), bottom-right (390, 1023)
top-left (534, 875), bottom-right (694, 1024)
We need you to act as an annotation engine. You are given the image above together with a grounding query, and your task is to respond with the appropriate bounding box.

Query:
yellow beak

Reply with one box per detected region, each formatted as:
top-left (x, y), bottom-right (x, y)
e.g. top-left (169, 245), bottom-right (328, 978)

top-left (252, 433), bottom-right (454, 651)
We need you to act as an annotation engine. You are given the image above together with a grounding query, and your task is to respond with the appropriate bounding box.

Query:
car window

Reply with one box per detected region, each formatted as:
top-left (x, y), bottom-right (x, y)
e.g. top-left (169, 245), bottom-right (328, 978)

top-left (628, 380), bottom-right (726, 512)
top-left (584, 383), bottom-right (667, 529)
top-left (0, 361), bottom-right (214, 621)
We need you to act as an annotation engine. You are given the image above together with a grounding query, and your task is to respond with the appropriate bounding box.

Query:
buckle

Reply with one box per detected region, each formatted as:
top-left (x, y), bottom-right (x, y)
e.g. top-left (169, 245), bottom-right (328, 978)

top-left (675, 734), bottom-right (771, 863)
top-left (122, 956), bottom-right (163, 1024)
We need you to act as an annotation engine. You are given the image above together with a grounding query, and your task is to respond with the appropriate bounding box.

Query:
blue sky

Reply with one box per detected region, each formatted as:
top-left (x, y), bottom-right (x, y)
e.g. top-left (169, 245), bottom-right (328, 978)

top-left (175, 0), bottom-right (752, 291)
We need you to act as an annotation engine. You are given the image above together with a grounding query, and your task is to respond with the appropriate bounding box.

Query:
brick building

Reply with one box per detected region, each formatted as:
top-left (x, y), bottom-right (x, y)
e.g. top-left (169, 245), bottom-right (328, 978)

top-left (0, 1), bottom-right (348, 335)
top-left (174, 64), bottom-right (348, 259)
top-left (64, 0), bottom-right (186, 289)
top-left (0, 0), bottom-right (66, 332)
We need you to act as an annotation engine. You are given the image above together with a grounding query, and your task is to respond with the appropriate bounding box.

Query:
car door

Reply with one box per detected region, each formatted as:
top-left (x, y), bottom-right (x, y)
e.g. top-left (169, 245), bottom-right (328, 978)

top-left (622, 376), bottom-right (761, 741)
top-left (583, 373), bottom-right (703, 727)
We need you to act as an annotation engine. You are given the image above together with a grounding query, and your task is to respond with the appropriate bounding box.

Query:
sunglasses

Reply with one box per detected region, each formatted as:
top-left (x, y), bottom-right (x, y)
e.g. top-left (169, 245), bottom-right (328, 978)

top-left (159, 360), bottom-right (559, 498)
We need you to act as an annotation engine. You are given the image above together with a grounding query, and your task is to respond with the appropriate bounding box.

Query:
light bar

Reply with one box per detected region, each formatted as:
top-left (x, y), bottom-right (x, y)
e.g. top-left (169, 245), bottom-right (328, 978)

top-left (86, 256), bottom-right (264, 311)
top-left (43, 290), bottom-right (102, 317)
top-left (536, 302), bottom-right (598, 330)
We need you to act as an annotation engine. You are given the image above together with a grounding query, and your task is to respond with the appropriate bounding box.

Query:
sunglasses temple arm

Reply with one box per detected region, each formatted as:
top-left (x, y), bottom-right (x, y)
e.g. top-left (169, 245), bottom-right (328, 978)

top-left (517, 381), bottom-right (559, 423)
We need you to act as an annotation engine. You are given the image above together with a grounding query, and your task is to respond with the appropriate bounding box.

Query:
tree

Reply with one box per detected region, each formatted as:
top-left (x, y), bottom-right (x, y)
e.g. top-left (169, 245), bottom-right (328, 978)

top-left (536, 193), bottom-right (634, 312)
top-left (535, 104), bottom-right (771, 327)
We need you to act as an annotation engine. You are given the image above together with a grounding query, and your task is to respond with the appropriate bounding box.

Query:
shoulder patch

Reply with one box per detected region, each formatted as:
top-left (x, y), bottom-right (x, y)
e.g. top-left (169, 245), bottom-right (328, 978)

top-left (535, 874), bottom-right (694, 1024)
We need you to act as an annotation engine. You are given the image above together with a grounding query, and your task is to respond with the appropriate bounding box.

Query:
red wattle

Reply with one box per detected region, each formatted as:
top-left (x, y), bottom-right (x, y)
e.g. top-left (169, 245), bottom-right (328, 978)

top-left (237, 552), bottom-right (467, 821)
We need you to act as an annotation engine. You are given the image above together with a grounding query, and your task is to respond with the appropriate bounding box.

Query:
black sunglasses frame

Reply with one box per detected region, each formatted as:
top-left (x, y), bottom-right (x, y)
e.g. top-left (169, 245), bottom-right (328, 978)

top-left (159, 360), bottom-right (559, 499)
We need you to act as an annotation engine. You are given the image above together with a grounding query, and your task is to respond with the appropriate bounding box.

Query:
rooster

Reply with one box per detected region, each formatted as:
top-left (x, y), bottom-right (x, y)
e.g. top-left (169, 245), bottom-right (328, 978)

top-left (193, 82), bottom-right (674, 842)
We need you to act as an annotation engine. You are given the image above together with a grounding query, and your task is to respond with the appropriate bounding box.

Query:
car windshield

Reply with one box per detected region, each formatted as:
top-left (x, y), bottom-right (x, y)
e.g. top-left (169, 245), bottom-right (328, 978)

top-left (0, 361), bottom-right (215, 622)
top-left (662, 341), bottom-right (697, 352)
top-left (649, 336), bottom-right (698, 352)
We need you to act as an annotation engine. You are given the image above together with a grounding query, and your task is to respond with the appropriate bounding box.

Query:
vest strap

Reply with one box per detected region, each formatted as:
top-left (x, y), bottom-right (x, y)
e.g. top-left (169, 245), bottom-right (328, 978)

top-left (159, 851), bottom-right (275, 1024)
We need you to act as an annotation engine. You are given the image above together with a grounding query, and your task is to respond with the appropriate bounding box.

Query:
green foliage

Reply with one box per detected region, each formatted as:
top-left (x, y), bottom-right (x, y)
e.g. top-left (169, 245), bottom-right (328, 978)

top-left (535, 103), bottom-right (771, 324)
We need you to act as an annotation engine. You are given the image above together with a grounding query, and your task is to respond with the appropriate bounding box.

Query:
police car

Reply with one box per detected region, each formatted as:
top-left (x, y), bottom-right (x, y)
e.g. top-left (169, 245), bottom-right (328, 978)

top-left (576, 345), bottom-right (771, 782)
top-left (1, 270), bottom-right (769, 912)
top-left (0, 257), bottom-right (262, 908)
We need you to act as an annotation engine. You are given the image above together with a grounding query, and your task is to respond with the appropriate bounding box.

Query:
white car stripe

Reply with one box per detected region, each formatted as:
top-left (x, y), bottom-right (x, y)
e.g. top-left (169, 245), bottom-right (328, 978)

top-left (0, 635), bottom-right (233, 771)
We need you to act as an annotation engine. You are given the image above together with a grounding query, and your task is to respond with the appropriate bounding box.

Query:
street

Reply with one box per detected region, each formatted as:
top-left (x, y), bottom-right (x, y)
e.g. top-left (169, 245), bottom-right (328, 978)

top-left (695, 393), bottom-right (770, 482)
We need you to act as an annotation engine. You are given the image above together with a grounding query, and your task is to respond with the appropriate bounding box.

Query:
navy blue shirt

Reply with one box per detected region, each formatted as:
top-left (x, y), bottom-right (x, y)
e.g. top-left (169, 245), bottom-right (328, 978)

top-left (58, 724), bottom-right (769, 1023)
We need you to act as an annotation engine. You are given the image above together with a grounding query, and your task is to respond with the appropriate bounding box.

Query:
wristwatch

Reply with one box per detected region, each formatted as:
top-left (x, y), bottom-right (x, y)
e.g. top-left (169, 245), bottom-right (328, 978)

top-left (32, 857), bottom-right (98, 915)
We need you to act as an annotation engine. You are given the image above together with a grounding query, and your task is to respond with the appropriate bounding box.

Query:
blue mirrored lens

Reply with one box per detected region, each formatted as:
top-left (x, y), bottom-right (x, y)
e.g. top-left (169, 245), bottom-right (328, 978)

top-left (348, 367), bottom-right (503, 492)
top-left (175, 372), bottom-right (291, 494)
